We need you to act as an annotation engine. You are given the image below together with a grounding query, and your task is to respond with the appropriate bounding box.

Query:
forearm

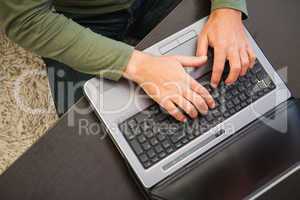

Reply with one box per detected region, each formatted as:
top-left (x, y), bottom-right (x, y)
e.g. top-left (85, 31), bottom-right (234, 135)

top-left (0, 0), bottom-right (133, 81)
top-left (211, 0), bottom-right (248, 18)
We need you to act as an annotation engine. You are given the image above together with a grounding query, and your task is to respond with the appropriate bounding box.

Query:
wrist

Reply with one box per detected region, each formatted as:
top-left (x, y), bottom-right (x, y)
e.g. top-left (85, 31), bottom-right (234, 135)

top-left (123, 50), bottom-right (152, 83)
top-left (211, 8), bottom-right (242, 20)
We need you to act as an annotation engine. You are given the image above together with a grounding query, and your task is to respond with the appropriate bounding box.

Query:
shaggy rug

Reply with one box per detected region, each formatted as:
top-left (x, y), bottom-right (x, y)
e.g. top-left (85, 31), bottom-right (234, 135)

top-left (0, 31), bottom-right (58, 174)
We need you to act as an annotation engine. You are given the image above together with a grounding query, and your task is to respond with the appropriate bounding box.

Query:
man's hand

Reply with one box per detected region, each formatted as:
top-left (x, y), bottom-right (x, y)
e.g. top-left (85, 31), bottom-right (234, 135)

top-left (197, 8), bottom-right (256, 88)
top-left (124, 50), bottom-right (215, 122)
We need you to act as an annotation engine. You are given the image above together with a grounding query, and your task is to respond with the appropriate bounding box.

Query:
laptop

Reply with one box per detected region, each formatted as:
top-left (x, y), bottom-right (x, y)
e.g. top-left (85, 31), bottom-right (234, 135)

top-left (84, 17), bottom-right (291, 188)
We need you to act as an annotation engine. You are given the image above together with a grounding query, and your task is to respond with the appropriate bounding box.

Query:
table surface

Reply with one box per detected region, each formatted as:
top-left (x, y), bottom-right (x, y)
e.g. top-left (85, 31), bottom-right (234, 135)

top-left (0, 0), bottom-right (300, 199)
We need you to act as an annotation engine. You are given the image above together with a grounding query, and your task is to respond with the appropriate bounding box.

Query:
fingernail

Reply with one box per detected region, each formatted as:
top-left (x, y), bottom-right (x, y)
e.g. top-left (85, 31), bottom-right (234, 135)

top-left (211, 82), bottom-right (217, 88)
top-left (199, 56), bottom-right (208, 61)
top-left (225, 81), bottom-right (232, 85)
top-left (211, 102), bottom-right (216, 108)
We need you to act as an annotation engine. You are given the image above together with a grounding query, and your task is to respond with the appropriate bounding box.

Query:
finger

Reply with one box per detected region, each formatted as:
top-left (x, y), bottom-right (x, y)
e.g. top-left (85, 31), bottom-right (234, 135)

top-left (172, 55), bottom-right (207, 67)
top-left (225, 49), bottom-right (242, 84)
top-left (171, 95), bottom-right (198, 119)
top-left (211, 48), bottom-right (226, 88)
top-left (160, 99), bottom-right (187, 122)
top-left (183, 88), bottom-right (209, 115)
top-left (247, 45), bottom-right (257, 69)
top-left (189, 78), bottom-right (215, 109)
top-left (196, 33), bottom-right (208, 57)
top-left (240, 48), bottom-right (250, 76)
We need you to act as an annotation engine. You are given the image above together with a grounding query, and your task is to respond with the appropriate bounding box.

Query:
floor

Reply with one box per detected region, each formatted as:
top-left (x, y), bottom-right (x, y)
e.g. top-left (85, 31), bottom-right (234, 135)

top-left (0, 31), bottom-right (58, 174)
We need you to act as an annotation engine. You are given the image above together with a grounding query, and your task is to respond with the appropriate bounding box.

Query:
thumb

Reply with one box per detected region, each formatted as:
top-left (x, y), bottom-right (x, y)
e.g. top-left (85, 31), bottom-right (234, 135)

top-left (172, 55), bottom-right (208, 67)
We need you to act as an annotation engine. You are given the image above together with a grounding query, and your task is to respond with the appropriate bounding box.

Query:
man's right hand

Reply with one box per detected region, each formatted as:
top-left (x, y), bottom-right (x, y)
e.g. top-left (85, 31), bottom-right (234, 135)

top-left (123, 50), bottom-right (215, 122)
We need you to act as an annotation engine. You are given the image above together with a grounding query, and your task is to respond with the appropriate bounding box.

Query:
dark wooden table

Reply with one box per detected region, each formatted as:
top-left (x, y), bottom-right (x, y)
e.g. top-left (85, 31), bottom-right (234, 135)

top-left (0, 0), bottom-right (299, 199)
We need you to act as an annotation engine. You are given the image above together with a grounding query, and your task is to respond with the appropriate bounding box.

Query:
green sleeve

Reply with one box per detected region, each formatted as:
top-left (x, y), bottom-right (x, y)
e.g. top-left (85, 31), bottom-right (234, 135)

top-left (211, 0), bottom-right (248, 18)
top-left (0, 0), bottom-right (134, 81)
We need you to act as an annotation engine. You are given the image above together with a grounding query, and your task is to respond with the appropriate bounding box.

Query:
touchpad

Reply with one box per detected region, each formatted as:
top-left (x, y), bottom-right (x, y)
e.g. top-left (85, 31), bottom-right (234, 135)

top-left (163, 36), bottom-right (197, 56)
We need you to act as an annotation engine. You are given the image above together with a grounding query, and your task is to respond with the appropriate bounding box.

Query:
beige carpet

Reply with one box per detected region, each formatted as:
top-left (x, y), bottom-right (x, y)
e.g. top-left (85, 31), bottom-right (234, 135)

top-left (0, 31), bottom-right (58, 174)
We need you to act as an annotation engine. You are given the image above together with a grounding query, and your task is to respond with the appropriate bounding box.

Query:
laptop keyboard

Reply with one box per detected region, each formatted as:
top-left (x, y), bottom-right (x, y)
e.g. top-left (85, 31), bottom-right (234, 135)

top-left (119, 61), bottom-right (276, 169)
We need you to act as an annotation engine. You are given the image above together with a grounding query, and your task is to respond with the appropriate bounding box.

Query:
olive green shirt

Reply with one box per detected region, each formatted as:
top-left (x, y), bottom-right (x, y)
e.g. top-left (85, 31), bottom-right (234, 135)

top-left (0, 0), bottom-right (247, 81)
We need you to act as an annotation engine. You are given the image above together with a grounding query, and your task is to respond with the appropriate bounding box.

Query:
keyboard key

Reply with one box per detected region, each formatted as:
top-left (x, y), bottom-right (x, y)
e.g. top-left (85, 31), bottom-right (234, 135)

top-left (137, 135), bottom-right (146, 143)
top-left (152, 157), bottom-right (159, 163)
top-left (170, 132), bottom-right (186, 143)
top-left (187, 133), bottom-right (195, 140)
top-left (223, 112), bottom-right (230, 118)
top-left (150, 138), bottom-right (159, 146)
top-left (220, 105), bottom-right (227, 113)
top-left (140, 154), bottom-right (148, 162)
top-left (144, 161), bottom-right (152, 168)
top-left (131, 140), bottom-right (143, 155)
top-left (239, 94), bottom-right (247, 101)
top-left (132, 127), bottom-right (142, 136)
top-left (125, 130), bottom-right (135, 140)
top-left (206, 113), bottom-right (214, 122)
top-left (175, 142), bottom-right (183, 149)
top-left (147, 149), bottom-right (156, 158)
top-left (231, 89), bottom-right (239, 96)
top-left (225, 93), bottom-right (233, 100)
top-left (162, 140), bottom-right (171, 149)
top-left (142, 142), bottom-right (151, 151)
top-left (241, 102), bottom-right (248, 108)
top-left (135, 113), bottom-right (148, 123)
top-left (157, 134), bottom-right (166, 141)
top-left (128, 119), bottom-right (137, 129)
top-left (154, 113), bottom-right (169, 122)
top-left (145, 130), bottom-right (154, 138)
top-left (212, 109), bottom-right (221, 118)
top-left (226, 101), bottom-right (234, 109)
top-left (166, 147), bottom-right (174, 153)
top-left (251, 77), bottom-right (257, 84)
top-left (154, 145), bottom-right (164, 153)
top-left (233, 97), bottom-right (240, 105)
top-left (229, 109), bottom-right (236, 115)
top-left (247, 98), bottom-right (252, 104)
top-left (159, 152), bottom-right (167, 159)
top-left (182, 138), bottom-right (189, 144)
top-left (244, 81), bottom-right (252, 88)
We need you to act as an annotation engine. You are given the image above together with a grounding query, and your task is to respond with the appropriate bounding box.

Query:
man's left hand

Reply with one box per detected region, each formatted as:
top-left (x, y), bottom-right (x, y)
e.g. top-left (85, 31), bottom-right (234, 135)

top-left (197, 8), bottom-right (256, 88)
